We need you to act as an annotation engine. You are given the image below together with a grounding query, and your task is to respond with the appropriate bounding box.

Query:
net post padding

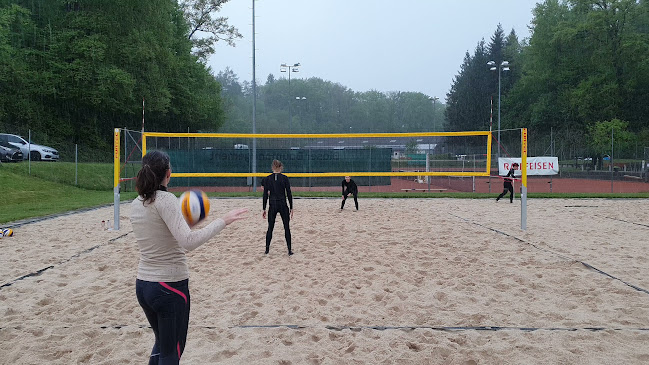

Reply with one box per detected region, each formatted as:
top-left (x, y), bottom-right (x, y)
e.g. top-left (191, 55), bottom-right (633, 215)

top-left (521, 128), bottom-right (528, 230)
top-left (113, 128), bottom-right (120, 231)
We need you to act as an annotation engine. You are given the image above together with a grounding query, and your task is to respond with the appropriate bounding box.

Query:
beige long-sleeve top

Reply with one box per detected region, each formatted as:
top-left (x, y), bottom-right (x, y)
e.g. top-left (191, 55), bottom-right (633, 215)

top-left (130, 190), bottom-right (225, 282)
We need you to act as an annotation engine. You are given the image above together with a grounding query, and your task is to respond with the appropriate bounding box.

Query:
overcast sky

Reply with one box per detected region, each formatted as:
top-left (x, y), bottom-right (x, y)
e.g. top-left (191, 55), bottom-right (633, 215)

top-left (208, 0), bottom-right (540, 102)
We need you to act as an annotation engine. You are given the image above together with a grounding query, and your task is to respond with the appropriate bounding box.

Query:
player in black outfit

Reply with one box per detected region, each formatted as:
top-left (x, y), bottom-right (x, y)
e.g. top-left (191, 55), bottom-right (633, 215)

top-left (262, 159), bottom-right (294, 255)
top-left (496, 163), bottom-right (519, 203)
top-left (341, 176), bottom-right (359, 211)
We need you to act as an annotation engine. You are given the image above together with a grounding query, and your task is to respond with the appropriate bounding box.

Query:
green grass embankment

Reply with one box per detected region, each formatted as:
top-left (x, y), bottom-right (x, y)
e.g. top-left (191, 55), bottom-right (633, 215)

top-left (1, 161), bottom-right (114, 190)
top-left (1, 163), bottom-right (136, 224)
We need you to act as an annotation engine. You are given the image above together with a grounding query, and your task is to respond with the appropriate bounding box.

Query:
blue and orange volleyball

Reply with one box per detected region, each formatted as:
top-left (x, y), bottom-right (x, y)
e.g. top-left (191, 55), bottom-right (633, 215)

top-left (179, 190), bottom-right (210, 226)
top-left (1, 228), bottom-right (13, 237)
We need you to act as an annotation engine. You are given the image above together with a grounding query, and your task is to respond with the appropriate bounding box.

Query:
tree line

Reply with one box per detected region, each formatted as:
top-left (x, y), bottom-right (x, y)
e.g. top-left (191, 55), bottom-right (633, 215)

top-left (215, 68), bottom-right (445, 135)
top-left (2, 0), bottom-right (647, 164)
top-left (0, 0), bottom-right (237, 160)
top-left (446, 0), bottom-right (649, 161)
top-left (0, 0), bottom-right (444, 162)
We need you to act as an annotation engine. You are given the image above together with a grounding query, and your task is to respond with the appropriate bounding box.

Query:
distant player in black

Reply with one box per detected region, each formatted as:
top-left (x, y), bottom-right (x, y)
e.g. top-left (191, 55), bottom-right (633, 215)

top-left (496, 162), bottom-right (519, 203)
top-left (262, 159), bottom-right (294, 255)
top-left (341, 176), bottom-right (359, 211)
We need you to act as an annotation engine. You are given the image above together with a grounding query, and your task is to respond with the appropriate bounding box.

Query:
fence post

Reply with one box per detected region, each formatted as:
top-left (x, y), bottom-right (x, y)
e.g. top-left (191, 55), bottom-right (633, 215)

top-left (75, 144), bottom-right (78, 185)
top-left (611, 128), bottom-right (614, 193)
top-left (426, 152), bottom-right (430, 192)
top-left (28, 129), bottom-right (31, 175)
top-left (472, 157), bottom-right (476, 192)
top-left (369, 146), bottom-right (372, 192)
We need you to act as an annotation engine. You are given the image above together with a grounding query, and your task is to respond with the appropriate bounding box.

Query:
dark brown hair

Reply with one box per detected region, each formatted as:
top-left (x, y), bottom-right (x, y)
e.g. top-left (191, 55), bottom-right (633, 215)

top-left (136, 150), bottom-right (170, 204)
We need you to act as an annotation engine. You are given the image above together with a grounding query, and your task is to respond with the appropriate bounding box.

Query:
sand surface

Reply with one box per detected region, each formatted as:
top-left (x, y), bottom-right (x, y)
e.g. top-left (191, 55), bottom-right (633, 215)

top-left (1, 198), bottom-right (649, 364)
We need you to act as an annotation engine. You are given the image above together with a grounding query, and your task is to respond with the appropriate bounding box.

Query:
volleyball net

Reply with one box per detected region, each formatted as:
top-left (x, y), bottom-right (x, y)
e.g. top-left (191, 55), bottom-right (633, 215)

top-left (113, 128), bottom-right (529, 229)
top-left (127, 131), bottom-right (492, 187)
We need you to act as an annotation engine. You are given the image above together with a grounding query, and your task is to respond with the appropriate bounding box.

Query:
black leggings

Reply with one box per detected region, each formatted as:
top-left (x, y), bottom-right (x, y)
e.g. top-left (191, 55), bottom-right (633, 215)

top-left (497, 183), bottom-right (514, 202)
top-left (136, 279), bottom-right (190, 365)
top-left (341, 190), bottom-right (358, 210)
top-left (266, 204), bottom-right (291, 252)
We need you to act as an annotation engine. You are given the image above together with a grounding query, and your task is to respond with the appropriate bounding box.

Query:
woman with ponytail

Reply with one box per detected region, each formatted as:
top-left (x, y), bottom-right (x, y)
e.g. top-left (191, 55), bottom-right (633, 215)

top-left (130, 150), bottom-right (247, 364)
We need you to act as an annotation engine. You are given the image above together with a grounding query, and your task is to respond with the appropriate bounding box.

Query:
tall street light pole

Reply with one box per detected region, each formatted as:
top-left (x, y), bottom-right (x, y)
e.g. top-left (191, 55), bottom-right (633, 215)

top-left (281, 63), bottom-right (300, 133)
top-left (294, 96), bottom-right (306, 129)
top-left (487, 60), bottom-right (509, 164)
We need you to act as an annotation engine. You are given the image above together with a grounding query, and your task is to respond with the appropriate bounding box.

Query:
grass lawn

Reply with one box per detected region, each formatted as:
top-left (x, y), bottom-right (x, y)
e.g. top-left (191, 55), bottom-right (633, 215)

top-left (1, 161), bottom-right (114, 190)
top-left (1, 169), bottom-right (136, 224)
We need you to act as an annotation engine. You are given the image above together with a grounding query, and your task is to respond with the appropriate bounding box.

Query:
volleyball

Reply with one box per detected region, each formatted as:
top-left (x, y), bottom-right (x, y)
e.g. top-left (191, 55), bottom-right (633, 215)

top-left (179, 190), bottom-right (210, 226)
top-left (2, 228), bottom-right (13, 237)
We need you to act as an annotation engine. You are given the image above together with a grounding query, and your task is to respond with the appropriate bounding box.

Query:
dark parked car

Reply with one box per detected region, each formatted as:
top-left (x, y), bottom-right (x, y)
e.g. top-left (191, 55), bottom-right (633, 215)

top-left (0, 141), bottom-right (23, 162)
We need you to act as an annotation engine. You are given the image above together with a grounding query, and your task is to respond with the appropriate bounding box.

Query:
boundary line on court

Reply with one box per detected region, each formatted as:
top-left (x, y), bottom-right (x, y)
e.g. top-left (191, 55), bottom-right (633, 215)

top-left (448, 213), bottom-right (649, 296)
top-left (448, 213), bottom-right (574, 260)
top-left (233, 324), bottom-right (649, 332)
top-left (2, 324), bottom-right (649, 333)
top-left (0, 231), bottom-right (132, 290)
top-left (598, 215), bottom-right (649, 229)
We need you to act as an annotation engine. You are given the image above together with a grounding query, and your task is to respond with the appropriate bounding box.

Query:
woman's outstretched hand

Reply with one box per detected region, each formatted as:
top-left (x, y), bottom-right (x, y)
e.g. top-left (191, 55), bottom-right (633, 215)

top-left (222, 208), bottom-right (249, 225)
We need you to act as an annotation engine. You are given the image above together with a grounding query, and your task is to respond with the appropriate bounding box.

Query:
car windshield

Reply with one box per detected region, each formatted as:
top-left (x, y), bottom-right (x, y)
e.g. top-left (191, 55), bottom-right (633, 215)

top-left (7, 135), bottom-right (26, 144)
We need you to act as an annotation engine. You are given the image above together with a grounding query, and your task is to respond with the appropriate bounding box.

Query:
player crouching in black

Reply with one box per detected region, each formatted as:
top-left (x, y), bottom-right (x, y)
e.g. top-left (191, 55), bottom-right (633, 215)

top-left (340, 176), bottom-right (359, 211)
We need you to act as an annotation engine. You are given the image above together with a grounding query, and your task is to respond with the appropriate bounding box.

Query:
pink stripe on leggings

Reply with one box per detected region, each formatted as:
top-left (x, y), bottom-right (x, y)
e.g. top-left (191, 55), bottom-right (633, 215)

top-left (159, 282), bottom-right (187, 304)
top-left (177, 342), bottom-right (181, 359)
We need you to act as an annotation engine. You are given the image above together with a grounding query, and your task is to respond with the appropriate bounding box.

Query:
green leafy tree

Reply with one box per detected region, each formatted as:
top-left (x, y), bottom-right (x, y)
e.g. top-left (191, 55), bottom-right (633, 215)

top-left (215, 69), bottom-right (446, 135)
top-left (0, 0), bottom-right (226, 160)
top-left (588, 119), bottom-right (635, 167)
top-left (180, 0), bottom-right (242, 62)
top-left (506, 0), bottom-right (647, 132)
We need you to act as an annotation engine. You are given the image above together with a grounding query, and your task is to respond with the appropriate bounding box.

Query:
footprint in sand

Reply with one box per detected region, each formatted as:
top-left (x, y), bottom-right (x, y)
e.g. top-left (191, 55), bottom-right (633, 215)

top-left (37, 298), bottom-right (53, 306)
top-left (282, 339), bottom-right (294, 346)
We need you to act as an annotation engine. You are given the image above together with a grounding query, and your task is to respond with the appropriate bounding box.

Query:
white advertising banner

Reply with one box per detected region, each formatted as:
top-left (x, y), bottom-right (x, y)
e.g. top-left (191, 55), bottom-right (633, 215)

top-left (498, 157), bottom-right (559, 176)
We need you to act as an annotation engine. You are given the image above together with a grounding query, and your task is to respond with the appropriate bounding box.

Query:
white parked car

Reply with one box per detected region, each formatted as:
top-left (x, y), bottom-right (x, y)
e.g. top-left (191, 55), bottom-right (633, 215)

top-left (0, 133), bottom-right (59, 161)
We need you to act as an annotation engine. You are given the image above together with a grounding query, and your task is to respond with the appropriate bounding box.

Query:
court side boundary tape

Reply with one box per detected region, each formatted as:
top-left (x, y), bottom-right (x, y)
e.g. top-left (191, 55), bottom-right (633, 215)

top-left (2, 324), bottom-right (649, 333)
top-left (448, 213), bottom-right (649, 296)
top-left (0, 231), bottom-right (132, 290)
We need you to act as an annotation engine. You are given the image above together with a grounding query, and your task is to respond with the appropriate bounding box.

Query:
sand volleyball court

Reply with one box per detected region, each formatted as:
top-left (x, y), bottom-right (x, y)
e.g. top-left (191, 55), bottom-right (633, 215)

top-left (1, 198), bottom-right (649, 364)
